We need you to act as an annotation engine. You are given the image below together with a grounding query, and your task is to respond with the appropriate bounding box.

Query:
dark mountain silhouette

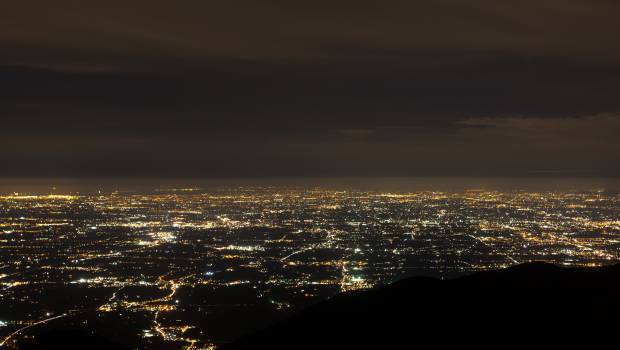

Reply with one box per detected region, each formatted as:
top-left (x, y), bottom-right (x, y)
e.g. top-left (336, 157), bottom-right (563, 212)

top-left (223, 262), bottom-right (620, 350)
top-left (17, 262), bottom-right (620, 349)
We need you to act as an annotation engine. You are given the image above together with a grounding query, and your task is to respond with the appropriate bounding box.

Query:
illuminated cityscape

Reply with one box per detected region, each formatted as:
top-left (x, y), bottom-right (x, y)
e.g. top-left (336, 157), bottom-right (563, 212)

top-left (1, 184), bottom-right (619, 349)
top-left (3, 0), bottom-right (620, 348)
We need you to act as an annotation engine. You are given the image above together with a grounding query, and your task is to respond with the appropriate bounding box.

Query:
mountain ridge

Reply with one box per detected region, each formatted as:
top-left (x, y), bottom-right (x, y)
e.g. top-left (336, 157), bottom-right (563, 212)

top-left (16, 262), bottom-right (620, 349)
top-left (223, 262), bottom-right (620, 349)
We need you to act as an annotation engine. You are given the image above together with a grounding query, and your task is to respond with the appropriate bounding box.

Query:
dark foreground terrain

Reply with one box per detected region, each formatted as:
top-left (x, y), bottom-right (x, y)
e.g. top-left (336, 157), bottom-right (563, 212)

top-left (20, 262), bottom-right (620, 349)
top-left (224, 262), bottom-right (620, 349)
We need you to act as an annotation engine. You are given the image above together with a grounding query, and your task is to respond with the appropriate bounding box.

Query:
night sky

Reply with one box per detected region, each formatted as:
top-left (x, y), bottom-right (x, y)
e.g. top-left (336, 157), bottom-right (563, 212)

top-left (2, 0), bottom-right (620, 177)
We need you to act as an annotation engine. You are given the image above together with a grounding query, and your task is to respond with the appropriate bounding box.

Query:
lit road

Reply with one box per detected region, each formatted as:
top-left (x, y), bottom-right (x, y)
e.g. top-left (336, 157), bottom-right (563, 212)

top-left (0, 313), bottom-right (68, 347)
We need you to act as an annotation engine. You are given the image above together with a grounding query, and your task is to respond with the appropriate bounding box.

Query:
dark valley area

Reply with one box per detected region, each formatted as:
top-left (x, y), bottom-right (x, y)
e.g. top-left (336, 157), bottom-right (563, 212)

top-left (19, 262), bottom-right (620, 349)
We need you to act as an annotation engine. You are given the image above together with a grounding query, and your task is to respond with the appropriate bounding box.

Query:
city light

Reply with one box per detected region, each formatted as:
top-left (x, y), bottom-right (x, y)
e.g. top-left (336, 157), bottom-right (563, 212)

top-left (1, 187), bottom-right (619, 349)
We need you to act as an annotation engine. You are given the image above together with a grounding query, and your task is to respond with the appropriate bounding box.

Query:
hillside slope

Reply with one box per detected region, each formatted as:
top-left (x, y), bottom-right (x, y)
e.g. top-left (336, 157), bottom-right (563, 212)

top-left (223, 262), bottom-right (620, 349)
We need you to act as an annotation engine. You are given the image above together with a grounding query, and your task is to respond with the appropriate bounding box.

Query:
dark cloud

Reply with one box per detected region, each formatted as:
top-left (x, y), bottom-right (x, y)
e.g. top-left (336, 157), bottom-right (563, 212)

top-left (3, 1), bottom-right (620, 62)
top-left (1, 1), bottom-right (619, 177)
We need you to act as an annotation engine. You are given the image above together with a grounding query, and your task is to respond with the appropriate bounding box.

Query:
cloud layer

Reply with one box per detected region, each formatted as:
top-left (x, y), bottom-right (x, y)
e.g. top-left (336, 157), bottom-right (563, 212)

top-left (1, 1), bottom-right (619, 176)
